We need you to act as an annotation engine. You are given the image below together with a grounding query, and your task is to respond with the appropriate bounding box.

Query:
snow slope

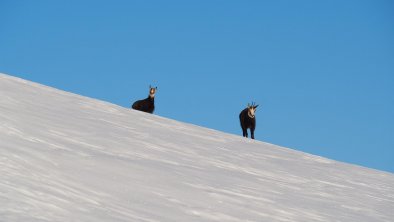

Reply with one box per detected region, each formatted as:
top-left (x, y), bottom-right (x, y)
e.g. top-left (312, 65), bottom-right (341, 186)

top-left (0, 73), bottom-right (393, 222)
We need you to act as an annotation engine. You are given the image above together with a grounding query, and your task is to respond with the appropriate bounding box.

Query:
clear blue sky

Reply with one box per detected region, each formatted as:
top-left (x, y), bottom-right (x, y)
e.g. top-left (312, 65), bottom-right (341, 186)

top-left (1, 0), bottom-right (393, 173)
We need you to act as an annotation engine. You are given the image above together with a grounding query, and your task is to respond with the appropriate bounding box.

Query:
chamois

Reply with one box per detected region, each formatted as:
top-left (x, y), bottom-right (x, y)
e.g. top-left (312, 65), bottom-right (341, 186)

top-left (131, 86), bottom-right (157, 114)
top-left (239, 102), bottom-right (259, 139)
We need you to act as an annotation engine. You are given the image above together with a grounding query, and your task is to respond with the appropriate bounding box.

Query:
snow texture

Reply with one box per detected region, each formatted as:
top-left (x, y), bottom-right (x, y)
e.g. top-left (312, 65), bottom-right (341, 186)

top-left (0, 73), bottom-right (393, 222)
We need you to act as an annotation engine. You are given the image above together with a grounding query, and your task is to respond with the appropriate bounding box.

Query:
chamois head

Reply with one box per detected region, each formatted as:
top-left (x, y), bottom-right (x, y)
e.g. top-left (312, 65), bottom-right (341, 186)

top-left (149, 85), bottom-right (157, 98)
top-left (247, 102), bottom-right (259, 118)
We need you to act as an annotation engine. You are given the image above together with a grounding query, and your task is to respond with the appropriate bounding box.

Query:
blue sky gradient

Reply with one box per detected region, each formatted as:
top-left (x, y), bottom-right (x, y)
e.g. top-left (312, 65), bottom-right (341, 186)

top-left (1, 0), bottom-right (393, 172)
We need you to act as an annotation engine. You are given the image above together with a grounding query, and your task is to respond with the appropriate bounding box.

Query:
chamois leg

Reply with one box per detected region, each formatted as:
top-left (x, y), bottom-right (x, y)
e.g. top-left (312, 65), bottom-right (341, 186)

top-left (251, 130), bottom-right (255, 139)
top-left (242, 128), bottom-right (248, 138)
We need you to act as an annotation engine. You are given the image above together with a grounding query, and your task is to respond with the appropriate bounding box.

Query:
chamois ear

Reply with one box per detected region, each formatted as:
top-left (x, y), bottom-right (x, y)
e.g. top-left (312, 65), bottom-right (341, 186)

top-left (254, 104), bottom-right (259, 109)
top-left (155, 86), bottom-right (158, 90)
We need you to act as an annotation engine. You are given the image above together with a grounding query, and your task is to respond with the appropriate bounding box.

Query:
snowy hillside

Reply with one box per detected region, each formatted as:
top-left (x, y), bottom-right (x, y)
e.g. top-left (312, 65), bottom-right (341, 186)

top-left (0, 73), bottom-right (393, 222)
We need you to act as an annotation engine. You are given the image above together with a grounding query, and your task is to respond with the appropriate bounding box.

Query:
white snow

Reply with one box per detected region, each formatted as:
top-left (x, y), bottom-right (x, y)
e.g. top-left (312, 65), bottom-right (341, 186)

top-left (0, 73), bottom-right (393, 222)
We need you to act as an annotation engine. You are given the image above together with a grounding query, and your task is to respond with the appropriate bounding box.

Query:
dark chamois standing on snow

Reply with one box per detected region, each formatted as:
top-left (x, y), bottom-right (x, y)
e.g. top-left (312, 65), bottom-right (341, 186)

top-left (132, 86), bottom-right (157, 114)
top-left (239, 102), bottom-right (259, 139)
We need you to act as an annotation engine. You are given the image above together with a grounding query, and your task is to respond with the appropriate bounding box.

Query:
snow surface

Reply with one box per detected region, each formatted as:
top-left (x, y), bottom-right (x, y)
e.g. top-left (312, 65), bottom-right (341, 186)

top-left (0, 73), bottom-right (393, 222)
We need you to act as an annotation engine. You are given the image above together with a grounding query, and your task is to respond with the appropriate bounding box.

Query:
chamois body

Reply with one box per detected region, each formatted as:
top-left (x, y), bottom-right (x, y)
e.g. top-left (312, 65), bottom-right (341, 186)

top-left (239, 103), bottom-right (259, 139)
top-left (132, 86), bottom-right (157, 114)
